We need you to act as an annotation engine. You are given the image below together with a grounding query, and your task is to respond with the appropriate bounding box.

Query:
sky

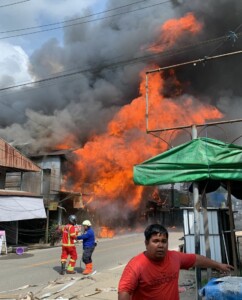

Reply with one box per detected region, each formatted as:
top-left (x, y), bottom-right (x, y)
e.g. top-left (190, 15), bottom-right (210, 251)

top-left (0, 0), bottom-right (105, 74)
top-left (1, 0), bottom-right (242, 220)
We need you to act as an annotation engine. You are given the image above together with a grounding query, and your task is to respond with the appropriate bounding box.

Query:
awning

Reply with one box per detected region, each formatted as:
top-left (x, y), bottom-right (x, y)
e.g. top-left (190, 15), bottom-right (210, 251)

top-left (0, 196), bottom-right (47, 221)
top-left (133, 137), bottom-right (242, 186)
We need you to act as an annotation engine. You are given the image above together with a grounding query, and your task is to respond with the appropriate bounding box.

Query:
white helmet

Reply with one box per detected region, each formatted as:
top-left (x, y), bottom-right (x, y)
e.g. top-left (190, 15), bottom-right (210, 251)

top-left (82, 220), bottom-right (92, 226)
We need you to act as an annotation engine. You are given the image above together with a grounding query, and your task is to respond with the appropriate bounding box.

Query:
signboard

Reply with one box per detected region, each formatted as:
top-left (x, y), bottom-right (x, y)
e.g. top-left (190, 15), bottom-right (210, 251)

top-left (48, 201), bottom-right (58, 211)
top-left (0, 230), bottom-right (7, 255)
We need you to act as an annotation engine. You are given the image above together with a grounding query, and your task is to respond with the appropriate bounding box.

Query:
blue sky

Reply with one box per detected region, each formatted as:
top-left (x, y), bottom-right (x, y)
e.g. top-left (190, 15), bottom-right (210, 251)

top-left (0, 0), bottom-right (107, 83)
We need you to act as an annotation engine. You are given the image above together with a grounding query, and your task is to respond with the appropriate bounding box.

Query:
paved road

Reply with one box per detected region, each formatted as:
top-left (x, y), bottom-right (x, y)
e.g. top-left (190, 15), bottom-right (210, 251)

top-left (0, 232), bottom-right (141, 291)
top-left (0, 228), bottom-right (197, 300)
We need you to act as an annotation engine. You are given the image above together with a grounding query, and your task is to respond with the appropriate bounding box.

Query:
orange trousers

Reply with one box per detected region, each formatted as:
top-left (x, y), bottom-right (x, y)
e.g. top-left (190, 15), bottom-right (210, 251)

top-left (61, 246), bottom-right (77, 268)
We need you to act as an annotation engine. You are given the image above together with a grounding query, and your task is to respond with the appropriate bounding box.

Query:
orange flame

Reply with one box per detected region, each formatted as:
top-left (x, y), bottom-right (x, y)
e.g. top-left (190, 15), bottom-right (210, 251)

top-left (68, 69), bottom-right (222, 211)
top-left (98, 226), bottom-right (115, 238)
top-left (63, 13), bottom-right (223, 220)
top-left (149, 12), bottom-right (203, 52)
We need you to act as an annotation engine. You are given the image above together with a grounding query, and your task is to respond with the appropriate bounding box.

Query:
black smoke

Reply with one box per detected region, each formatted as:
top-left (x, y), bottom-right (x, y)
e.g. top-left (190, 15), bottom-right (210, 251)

top-left (0, 0), bottom-right (242, 150)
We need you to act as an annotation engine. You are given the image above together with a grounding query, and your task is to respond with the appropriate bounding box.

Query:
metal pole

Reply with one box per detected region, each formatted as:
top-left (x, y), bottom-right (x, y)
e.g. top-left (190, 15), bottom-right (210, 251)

top-left (192, 125), bottom-right (202, 300)
top-left (147, 118), bottom-right (242, 134)
top-left (45, 205), bottom-right (49, 244)
top-left (146, 49), bottom-right (242, 74)
top-left (16, 221), bottom-right (19, 245)
top-left (145, 73), bottom-right (149, 132)
top-left (227, 181), bottom-right (238, 274)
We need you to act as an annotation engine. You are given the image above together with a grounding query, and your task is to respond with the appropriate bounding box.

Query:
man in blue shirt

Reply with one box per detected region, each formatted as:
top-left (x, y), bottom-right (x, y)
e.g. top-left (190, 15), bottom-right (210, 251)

top-left (77, 220), bottom-right (96, 275)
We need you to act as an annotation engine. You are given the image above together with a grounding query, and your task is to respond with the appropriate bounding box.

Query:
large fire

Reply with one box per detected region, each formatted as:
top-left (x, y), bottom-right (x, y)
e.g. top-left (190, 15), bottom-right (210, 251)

top-left (148, 13), bottom-right (203, 52)
top-left (63, 13), bottom-right (223, 224)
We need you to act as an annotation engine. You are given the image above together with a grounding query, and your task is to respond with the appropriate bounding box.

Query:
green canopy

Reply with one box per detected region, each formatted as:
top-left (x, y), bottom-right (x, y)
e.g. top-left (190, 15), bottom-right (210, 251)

top-left (133, 137), bottom-right (242, 186)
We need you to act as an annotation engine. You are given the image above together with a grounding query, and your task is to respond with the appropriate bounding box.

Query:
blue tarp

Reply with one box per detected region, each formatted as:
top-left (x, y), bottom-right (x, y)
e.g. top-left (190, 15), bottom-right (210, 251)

top-left (199, 276), bottom-right (242, 299)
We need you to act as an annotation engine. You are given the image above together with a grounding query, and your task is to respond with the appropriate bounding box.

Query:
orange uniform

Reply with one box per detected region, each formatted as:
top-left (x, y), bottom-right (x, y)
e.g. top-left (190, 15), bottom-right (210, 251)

top-left (61, 224), bottom-right (78, 271)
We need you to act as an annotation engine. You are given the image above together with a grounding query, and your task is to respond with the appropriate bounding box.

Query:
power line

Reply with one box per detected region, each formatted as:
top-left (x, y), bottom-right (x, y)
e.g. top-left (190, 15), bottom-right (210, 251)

top-left (0, 0), bottom-right (171, 40)
top-left (146, 49), bottom-right (242, 74)
top-left (145, 50), bottom-right (242, 134)
top-left (0, 30), bottom-right (239, 144)
top-left (0, 45), bottom-right (239, 149)
top-left (0, 31), bottom-right (240, 93)
top-left (0, 0), bottom-right (30, 8)
top-left (0, 0), bottom-right (149, 34)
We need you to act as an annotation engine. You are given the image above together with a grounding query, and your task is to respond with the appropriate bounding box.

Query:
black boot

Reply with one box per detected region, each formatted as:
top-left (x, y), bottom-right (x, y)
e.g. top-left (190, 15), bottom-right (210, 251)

top-left (60, 262), bottom-right (66, 275)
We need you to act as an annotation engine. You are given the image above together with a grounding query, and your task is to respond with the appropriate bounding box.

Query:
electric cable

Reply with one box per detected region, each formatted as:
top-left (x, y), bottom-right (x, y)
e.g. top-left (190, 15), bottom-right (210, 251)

top-left (1, 31), bottom-right (241, 93)
top-left (0, 0), bottom-right (30, 8)
top-left (0, 0), bottom-right (154, 34)
top-left (0, 0), bottom-right (171, 40)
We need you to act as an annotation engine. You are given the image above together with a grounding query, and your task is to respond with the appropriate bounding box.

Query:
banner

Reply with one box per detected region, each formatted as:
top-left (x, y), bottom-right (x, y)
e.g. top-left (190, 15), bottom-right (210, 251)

top-left (0, 230), bottom-right (7, 255)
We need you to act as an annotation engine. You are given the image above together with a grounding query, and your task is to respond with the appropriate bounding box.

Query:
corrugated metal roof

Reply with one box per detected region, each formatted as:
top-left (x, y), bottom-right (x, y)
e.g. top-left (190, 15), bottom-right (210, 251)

top-left (0, 138), bottom-right (40, 172)
top-left (183, 208), bottom-right (222, 262)
top-left (0, 189), bottom-right (40, 197)
top-left (28, 149), bottom-right (74, 158)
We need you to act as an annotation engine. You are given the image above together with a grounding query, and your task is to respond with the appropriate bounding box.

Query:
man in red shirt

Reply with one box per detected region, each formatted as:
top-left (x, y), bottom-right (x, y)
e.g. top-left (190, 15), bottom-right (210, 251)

top-left (118, 224), bottom-right (234, 300)
top-left (60, 215), bottom-right (78, 275)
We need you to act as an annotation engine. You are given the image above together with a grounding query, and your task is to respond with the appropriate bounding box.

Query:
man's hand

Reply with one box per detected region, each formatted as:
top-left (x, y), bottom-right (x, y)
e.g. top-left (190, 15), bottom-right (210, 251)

top-left (195, 254), bottom-right (234, 275)
top-left (216, 263), bottom-right (234, 274)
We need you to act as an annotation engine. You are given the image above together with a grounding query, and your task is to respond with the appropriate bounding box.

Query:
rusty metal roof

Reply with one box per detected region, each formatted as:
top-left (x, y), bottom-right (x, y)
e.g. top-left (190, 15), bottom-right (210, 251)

top-left (0, 189), bottom-right (40, 197)
top-left (0, 138), bottom-right (41, 172)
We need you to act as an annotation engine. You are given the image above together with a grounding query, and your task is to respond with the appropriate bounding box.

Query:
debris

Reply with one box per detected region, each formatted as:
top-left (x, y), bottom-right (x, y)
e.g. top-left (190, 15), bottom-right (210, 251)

top-left (43, 277), bottom-right (80, 290)
top-left (0, 293), bottom-right (19, 299)
top-left (95, 287), bottom-right (117, 292)
top-left (83, 291), bottom-right (101, 297)
top-left (38, 274), bottom-right (98, 299)
top-left (19, 292), bottom-right (34, 300)
top-left (39, 292), bottom-right (52, 299)
top-left (39, 278), bottom-right (79, 299)
top-left (0, 285), bottom-right (37, 294)
top-left (80, 287), bottom-right (117, 297)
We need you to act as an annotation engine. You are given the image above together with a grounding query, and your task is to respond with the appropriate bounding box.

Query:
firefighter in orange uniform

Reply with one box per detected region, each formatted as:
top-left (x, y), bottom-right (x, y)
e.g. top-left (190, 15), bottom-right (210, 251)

top-left (60, 215), bottom-right (78, 275)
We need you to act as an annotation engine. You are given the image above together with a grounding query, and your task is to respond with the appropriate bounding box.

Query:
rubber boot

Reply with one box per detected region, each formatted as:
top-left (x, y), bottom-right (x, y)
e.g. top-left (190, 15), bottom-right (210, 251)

top-left (82, 263), bottom-right (93, 275)
top-left (60, 262), bottom-right (66, 275)
top-left (66, 265), bottom-right (76, 274)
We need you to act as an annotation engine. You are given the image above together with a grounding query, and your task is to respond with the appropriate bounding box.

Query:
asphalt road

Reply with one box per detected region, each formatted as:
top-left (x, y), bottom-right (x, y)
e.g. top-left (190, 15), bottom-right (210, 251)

top-left (0, 233), bottom-right (144, 292)
top-left (0, 228), bottom-right (183, 293)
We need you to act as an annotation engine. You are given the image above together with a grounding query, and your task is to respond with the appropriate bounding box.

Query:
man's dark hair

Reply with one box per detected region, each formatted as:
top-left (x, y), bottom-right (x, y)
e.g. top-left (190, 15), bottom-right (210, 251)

top-left (144, 224), bottom-right (168, 241)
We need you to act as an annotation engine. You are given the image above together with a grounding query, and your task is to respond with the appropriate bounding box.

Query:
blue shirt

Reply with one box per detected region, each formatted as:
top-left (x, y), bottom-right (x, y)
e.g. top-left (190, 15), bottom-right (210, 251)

top-left (77, 227), bottom-right (95, 248)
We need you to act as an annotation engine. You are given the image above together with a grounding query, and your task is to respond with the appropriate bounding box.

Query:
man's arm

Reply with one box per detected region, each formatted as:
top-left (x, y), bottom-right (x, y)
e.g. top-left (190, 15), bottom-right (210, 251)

top-left (118, 292), bottom-right (131, 300)
top-left (194, 254), bottom-right (234, 273)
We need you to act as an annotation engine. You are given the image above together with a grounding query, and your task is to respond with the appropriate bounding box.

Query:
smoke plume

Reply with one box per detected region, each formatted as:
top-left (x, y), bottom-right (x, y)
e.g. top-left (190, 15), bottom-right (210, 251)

top-left (1, 0), bottom-right (242, 224)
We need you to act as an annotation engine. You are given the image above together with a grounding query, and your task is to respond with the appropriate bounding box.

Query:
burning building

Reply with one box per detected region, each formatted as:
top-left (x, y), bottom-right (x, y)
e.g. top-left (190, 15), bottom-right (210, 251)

top-left (1, 1), bottom-right (242, 231)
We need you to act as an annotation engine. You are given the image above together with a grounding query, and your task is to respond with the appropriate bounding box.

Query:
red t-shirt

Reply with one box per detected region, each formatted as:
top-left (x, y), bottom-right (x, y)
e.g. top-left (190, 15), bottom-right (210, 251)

top-left (118, 251), bottom-right (196, 300)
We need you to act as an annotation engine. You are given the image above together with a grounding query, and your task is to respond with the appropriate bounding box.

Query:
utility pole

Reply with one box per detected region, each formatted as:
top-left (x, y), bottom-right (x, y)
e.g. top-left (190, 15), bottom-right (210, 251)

top-left (45, 205), bottom-right (50, 244)
top-left (144, 50), bottom-right (242, 298)
top-left (192, 125), bottom-right (202, 300)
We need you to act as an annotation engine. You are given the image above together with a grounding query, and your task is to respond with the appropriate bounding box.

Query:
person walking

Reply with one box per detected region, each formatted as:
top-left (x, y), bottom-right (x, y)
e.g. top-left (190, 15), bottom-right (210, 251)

top-left (77, 220), bottom-right (96, 275)
top-left (59, 215), bottom-right (78, 275)
top-left (118, 223), bottom-right (234, 300)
